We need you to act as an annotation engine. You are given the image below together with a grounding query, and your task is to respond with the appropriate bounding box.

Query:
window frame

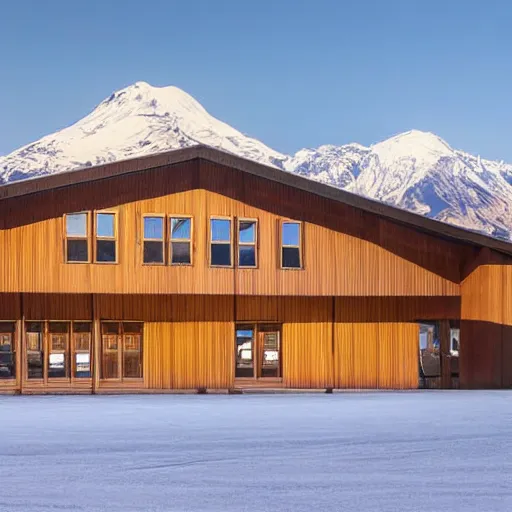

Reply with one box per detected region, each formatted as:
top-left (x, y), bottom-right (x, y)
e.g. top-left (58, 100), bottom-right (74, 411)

top-left (235, 323), bottom-right (282, 380)
top-left (100, 321), bottom-right (144, 381)
top-left (24, 320), bottom-right (93, 383)
top-left (280, 220), bottom-right (303, 270)
top-left (94, 210), bottom-right (118, 264)
top-left (64, 212), bottom-right (91, 264)
top-left (24, 320), bottom-right (45, 381)
top-left (237, 218), bottom-right (258, 269)
top-left (169, 215), bottom-right (193, 266)
top-left (209, 216), bottom-right (233, 268)
top-left (142, 214), bottom-right (166, 266)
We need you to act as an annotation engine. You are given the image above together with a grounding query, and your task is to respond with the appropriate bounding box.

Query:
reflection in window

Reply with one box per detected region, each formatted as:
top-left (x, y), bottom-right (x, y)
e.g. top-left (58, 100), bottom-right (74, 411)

top-left (170, 217), bottom-right (192, 265)
top-left (102, 323), bottom-right (120, 379)
top-left (238, 220), bottom-right (257, 268)
top-left (73, 322), bottom-right (92, 378)
top-left (419, 323), bottom-right (440, 379)
top-left (210, 218), bottom-right (231, 266)
top-left (26, 322), bottom-right (44, 379)
top-left (143, 216), bottom-right (164, 264)
top-left (66, 213), bottom-right (89, 262)
top-left (123, 323), bottom-right (143, 378)
top-left (48, 322), bottom-right (70, 378)
top-left (450, 327), bottom-right (460, 356)
top-left (95, 213), bottom-right (117, 263)
top-left (235, 328), bottom-right (254, 378)
top-left (0, 322), bottom-right (15, 379)
top-left (281, 221), bottom-right (302, 269)
top-left (101, 322), bottom-right (143, 380)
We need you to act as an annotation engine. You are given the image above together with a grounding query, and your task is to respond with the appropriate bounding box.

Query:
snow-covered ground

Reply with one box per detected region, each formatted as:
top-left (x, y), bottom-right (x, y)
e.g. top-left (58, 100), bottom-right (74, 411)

top-left (1, 392), bottom-right (512, 511)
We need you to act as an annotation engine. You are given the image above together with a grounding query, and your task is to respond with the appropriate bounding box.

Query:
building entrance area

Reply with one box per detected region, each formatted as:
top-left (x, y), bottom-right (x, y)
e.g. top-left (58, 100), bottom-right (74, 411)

top-left (235, 324), bottom-right (281, 381)
top-left (418, 320), bottom-right (460, 389)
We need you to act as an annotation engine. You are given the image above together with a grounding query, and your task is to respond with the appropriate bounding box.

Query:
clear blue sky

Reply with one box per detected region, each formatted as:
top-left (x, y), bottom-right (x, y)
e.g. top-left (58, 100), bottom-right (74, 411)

top-left (1, 0), bottom-right (512, 160)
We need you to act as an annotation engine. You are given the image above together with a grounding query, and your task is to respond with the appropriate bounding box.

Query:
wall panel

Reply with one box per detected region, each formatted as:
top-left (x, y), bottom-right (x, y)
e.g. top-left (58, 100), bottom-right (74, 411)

top-left (23, 293), bottom-right (92, 320)
top-left (334, 297), bottom-right (420, 389)
top-left (0, 293), bottom-right (20, 319)
top-left (460, 265), bottom-right (508, 388)
top-left (112, 295), bottom-right (234, 390)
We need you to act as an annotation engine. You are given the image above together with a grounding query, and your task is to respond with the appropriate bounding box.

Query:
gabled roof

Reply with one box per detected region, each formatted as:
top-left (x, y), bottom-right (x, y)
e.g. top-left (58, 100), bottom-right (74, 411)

top-left (1, 144), bottom-right (512, 256)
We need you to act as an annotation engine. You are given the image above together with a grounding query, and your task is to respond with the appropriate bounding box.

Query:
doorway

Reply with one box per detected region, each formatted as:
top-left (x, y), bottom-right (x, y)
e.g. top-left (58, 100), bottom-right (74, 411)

top-left (235, 324), bottom-right (281, 380)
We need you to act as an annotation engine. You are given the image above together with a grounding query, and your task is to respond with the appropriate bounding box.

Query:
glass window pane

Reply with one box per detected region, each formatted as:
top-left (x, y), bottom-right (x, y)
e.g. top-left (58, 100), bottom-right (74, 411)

top-left (96, 240), bottom-right (116, 262)
top-left (211, 243), bottom-right (231, 266)
top-left (102, 323), bottom-right (119, 335)
top-left (49, 322), bottom-right (69, 334)
top-left (171, 218), bottom-right (191, 240)
top-left (239, 221), bottom-right (255, 243)
top-left (102, 335), bottom-right (119, 379)
top-left (66, 213), bottom-right (87, 237)
top-left (239, 245), bottom-right (256, 267)
top-left (0, 325), bottom-right (15, 379)
top-left (282, 222), bottom-right (300, 246)
top-left (236, 328), bottom-right (254, 378)
top-left (123, 323), bottom-right (143, 335)
top-left (26, 326), bottom-right (43, 379)
top-left (211, 219), bottom-right (231, 242)
top-left (67, 239), bottom-right (88, 262)
top-left (419, 323), bottom-right (441, 379)
top-left (96, 213), bottom-right (115, 237)
top-left (144, 217), bottom-right (163, 240)
top-left (123, 335), bottom-right (143, 378)
top-left (75, 352), bottom-right (91, 378)
top-left (282, 247), bottom-right (301, 268)
top-left (73, 322), bottom-right (91, 334)
top-left (171, 241), bottom-right (191, 264)
top-left (143, 241), bottom-right (164, 264)
top-left (48, 337), bottom-right (68, 378)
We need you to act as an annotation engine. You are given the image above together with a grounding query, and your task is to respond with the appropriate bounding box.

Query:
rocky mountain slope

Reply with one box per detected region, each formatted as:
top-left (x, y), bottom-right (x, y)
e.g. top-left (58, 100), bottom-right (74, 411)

top-left (2, 81), bottom-right (512, 240)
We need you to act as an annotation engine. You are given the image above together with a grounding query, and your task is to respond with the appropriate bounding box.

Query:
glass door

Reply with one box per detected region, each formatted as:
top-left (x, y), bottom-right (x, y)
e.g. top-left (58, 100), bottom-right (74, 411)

top-left (259, 330), bottom-right (280, 378)
top-left (235, 325), bottom-right (281, 379)
top-left (235, 327), bottom-right (254, 378)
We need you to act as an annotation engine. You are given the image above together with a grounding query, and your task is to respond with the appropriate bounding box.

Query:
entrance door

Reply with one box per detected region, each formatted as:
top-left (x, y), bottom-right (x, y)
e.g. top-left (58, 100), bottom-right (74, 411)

top-left (235, 325), bottom-right (281, 379)
top-left (258, 330), bottom-right (280, 378)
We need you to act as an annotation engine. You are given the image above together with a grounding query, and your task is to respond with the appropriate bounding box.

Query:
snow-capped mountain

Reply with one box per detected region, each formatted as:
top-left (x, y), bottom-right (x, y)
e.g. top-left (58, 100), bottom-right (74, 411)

top-left (2, 81), bottom-right (512, 240)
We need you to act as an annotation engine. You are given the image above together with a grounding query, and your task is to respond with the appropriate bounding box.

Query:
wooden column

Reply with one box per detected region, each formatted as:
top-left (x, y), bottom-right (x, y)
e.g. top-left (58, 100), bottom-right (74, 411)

top-left (92, 295), bottom-right (100, 394)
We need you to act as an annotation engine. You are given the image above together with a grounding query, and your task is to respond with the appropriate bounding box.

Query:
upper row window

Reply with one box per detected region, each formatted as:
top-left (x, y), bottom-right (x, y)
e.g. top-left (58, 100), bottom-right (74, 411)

top-left (210, 218), bottom-right (258, 267)
top-left (65, 212), bottom-right (117, 264)
top-left (143, 216), bottom-right (192, 265)
top-left (65, 213), bottom-right (302, 269)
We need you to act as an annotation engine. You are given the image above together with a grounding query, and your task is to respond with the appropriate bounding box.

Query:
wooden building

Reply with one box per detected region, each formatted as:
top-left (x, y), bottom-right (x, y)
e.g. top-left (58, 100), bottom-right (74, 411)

top-left (0, 145), bottom-right (511, 394)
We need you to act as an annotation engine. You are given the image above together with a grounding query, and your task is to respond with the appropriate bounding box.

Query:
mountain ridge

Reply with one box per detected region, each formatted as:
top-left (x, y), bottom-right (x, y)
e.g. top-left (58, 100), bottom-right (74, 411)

top-left (2, 81), bottom-right (512, 240)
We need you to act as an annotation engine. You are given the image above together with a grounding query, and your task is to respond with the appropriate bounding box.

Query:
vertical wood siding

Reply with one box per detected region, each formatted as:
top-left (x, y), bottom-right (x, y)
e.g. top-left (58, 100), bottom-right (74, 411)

top-left (460, 264), bottom-right (510, 388)
top-left (95, 295), bottom-right (234, 390)
top-left (0, 160), bottom-right (463, 296)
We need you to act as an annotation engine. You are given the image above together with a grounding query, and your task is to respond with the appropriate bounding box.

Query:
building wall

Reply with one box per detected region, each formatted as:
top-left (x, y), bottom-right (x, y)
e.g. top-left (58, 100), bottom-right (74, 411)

top-left (333, 297), bottom-right (459, 390)
top-left (460, 264), bottom-right (512, 388)
top-left (0, 293), bottom-right (464, 393)
top-left (0, 159), bottom-right (464, 296)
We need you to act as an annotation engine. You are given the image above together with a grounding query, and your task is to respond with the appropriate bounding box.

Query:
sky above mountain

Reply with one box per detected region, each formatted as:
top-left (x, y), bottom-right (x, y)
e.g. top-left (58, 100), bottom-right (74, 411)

top-left (1, 0), bottom-right (512, 161)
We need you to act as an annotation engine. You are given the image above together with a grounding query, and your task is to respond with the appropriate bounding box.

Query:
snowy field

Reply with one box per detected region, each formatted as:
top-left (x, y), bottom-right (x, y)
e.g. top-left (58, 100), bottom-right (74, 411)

top-left (1, 392), bottom-right (512, 512)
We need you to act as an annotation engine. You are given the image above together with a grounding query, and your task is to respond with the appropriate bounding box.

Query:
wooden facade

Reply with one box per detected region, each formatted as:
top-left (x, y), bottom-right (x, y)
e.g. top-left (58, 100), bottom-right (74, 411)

top-left (1, 146), bottom-right (511, 393)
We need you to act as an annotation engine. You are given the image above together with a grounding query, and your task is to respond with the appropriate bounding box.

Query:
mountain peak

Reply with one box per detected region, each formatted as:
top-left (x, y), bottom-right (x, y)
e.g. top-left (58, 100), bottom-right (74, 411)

top-left (2, 83), bottom-right (512, 241)
top-left (369, 129), bottom-right (453, 169)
